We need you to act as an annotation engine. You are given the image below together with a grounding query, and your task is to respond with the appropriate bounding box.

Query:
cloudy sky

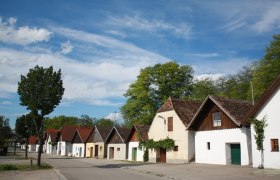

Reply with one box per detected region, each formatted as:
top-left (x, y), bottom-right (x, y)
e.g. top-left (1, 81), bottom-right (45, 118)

top-left (1, 0), bottom-right (280, 128)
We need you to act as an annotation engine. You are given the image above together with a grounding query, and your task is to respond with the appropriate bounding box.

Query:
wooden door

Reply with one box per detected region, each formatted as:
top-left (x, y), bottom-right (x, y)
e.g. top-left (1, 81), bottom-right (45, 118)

top-left (95, 145), bottom-right (99, 158)
top-left (132, 148), bottom-right (137, 161)
top-left (109, 147), bottom-right (114, 159)
top-left (160, 148), bottom-right (166, 163)
top-left (90, 147), bottom-right (93, 158)
top-left (231, 144), bottom-right (241, 165)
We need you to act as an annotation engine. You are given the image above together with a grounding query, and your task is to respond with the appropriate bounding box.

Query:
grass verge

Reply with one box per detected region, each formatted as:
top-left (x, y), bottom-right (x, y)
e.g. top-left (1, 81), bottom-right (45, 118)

top-left (0, 163), bottom-right (52, 171)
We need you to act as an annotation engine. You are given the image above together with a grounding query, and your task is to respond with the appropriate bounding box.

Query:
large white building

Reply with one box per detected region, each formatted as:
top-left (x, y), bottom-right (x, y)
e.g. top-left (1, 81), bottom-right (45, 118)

top-left (148, 97), bottom-right (201, 163)
top-left (247, 75), bottom-right (280, 169)
top-left (188, 96), bottom-right (252, 166)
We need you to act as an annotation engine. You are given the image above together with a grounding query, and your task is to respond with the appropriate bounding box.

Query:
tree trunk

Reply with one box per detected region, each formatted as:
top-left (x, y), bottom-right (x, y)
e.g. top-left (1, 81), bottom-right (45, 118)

top-left (37, 137), bottom-right (44, 166)
top-left (25, 139), bottom-right (28, 159)
top-left (13, 140), bottom-right (17, 155)
top-left (260, 150), bottom-right (264, 169)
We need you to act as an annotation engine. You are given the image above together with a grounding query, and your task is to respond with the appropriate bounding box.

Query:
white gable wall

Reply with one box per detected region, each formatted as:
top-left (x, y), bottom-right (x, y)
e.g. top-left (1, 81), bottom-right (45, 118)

top-left (128, 142), bottom-right (144, 161)
top-left (148, 110), bottom-right (194, 163)
top-left (107, 143), bottom-right (127, 160)
top-left (251, 86), bottom-right (280, 169)
top-left (72, 143), bottom-right (85, 157)
top-left (195, 127), bottom-right (251, 165)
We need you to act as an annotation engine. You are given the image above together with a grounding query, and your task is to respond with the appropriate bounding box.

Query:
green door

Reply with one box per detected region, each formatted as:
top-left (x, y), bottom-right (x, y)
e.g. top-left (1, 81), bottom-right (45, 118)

top-left (132, 148), bottom-right (137, 161)
top-left (231, 144), bottom-right (241, 165)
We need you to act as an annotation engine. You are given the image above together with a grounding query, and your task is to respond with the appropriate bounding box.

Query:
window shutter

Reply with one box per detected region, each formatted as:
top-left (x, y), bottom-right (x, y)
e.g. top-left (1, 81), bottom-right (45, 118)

top-left (168, 117), bottom-right (173, 131)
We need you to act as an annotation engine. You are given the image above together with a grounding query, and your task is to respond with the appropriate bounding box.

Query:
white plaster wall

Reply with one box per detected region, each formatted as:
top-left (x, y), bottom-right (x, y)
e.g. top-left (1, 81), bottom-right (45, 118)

top-left (195, 127), bottom-right (251, 165)
top-left (72, 143), bottom-right (85, 157)
top-left (128, 142), bottom-right (144, 161)
top-left (94, 142), bottom-right (106, 159)
top-left (148, 111), bottom-right (191, 163)
top-left (107, 144), bottom-right (127, 160)
top-left (252, 86), bottom-right (280, 169)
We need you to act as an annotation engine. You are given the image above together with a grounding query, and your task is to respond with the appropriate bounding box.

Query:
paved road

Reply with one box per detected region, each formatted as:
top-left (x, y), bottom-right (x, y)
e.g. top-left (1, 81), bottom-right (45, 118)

top-left (34, 153), bottom-right (163, 180)
top-left (7, 150), bottom-right (280, 180)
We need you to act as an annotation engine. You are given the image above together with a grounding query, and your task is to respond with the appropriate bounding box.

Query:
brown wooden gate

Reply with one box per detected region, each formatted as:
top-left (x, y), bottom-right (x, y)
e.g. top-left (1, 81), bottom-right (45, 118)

top-left (95, 145), bottom-right (99, 158)
top-left (160, 148), bottom-right (166, 163)
top-left (109, 147), bottom-right (114, 159)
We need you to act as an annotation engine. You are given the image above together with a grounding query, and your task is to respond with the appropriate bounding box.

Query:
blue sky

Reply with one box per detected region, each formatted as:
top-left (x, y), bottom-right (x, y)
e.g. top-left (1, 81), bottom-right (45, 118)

top-left (1, 0), bottom-right (280, 128)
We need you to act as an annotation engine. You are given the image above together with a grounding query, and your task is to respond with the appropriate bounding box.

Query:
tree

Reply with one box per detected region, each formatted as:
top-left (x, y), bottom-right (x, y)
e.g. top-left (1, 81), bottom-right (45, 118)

top-left (121, 61), bottom-right (194, 126)
top-left (78, 114), bottom-right (95, 127)
top-left (17, 65), bottom-right (64, 166)
top-left (0, 116), bottom-right (12, 147)
top-left (251, 117), bottom-right (267, 169)
top-left (252, 34), bottom-right (280, 100)
top-left (94, 118), bottom-right (114, 127)
top-left (190, 78), bottom-right (218, 101)
top-left (44, 115), bottom-right (79, 130)
top-left (15, 114), bottom-right (36, 159)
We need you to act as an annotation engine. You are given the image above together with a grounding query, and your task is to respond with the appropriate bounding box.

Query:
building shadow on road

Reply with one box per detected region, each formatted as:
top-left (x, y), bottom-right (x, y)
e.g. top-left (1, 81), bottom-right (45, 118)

top-left (95, 163), bottom-right (148, 169)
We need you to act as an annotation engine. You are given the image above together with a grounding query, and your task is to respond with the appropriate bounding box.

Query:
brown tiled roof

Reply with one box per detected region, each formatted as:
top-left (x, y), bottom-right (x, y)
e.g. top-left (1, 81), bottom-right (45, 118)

top-left (188, 95), bottom-right (252, 129)
top-left (115, 126), bottom-right (131, 143)
top-left (210, 96), bottom-right (252, 125)
top-left (157, 97), bottom-right (201, 126)
top-left (134, 124), bottom-right (150, 141)
top-left (46, 129), bottom-right (59, 142)
top-left (245, 74), bottom-right (280, 125)
top-left (28, 135), bottom-right (38, 145)
top-left (95, 125), bottom-right (112, 142)
top-left (59, 125), bottom-right (79, 142)
top-left (105, 126), bottom-right (131, 143)
top-left (76, 127), bottom-right (94, 143)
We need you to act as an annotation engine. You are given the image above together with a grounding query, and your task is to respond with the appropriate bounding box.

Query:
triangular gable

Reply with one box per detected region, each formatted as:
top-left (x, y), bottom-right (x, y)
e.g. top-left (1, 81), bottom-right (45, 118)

top-left (245, 74), bottom-right (280, 124)
top-left (127, 124), bottom-right (150, 142)
top-left (105, 126), bottom-right (131, 144)
top-left (157, 97), bottom-right (201, 127)
top-left (95, 125), bottom-right (112, 142)
top-left (188, 95), bottom-right (252, 130)
top-left (72, 131), bottom-right (82, 143)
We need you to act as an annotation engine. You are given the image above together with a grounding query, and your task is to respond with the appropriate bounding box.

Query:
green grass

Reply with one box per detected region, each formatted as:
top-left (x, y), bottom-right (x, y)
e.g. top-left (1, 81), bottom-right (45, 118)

top-left (0, 163), bottom-right (52, 171)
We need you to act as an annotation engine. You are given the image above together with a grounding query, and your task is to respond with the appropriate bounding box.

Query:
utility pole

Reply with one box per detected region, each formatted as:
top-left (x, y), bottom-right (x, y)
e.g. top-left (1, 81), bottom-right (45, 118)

top-left (251, 81), bottom-right (255, 105)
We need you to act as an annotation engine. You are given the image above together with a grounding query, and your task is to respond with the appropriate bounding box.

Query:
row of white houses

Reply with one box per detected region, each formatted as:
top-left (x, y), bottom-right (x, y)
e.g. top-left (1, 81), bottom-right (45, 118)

top-left (24, 75), bottom-right (280, 169)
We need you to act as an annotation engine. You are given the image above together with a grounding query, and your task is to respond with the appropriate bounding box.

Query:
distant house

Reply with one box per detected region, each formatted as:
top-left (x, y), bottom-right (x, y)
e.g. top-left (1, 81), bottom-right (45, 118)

top-left (45, 129), bottom-right (59, 155)
top-left (246, 75), bottom-right (280, 169)
top-left (72, 127), bottom-right (94, 158)
top-left (148, 97), bottom-right (201, 163)
top-left (28, 135), bottom-right (38, 152)
top-left (188, 95), bottom-right (252, 165)
top-left (85, 125), bottom-right (111, 159)
top-left (127, 124), bottom-right (150, 162)
top-left (57, 126), bottom-right (78, 156)
top-left (106, 126), bottom-right (131, 160)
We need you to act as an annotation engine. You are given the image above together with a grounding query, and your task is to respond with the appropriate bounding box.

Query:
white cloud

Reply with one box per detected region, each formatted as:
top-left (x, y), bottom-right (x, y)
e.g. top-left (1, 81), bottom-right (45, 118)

top-left (0, 17), bottom-right (52, 45)
top-left (104, 112), bottom-right (123, 124)
top-left (252, 3), bottom-right (280, 33)
top-left (106, 15), bottom-right (192, 39)
top-left (105, 30), bottom-right (127, 38)
top-left (0, 101), bottom-right (12, 105)
top-left (60, 40), bottom-right (73, 54)
top-left (195, 73), bottom-right (224, 81)
top-left (192, 58), bottom-right (252, 76)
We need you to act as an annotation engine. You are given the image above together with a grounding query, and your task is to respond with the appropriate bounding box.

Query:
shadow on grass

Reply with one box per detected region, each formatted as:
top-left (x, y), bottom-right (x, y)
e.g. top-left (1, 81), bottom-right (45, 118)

top-left (95, 162), bottom-right (147, 169)
top-left (0, 163), bottom-right (52, 171)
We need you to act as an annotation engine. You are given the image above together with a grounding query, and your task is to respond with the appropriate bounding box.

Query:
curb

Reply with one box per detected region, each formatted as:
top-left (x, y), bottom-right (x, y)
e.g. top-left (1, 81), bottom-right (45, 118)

top-left (54, 169), bottom-right (68, 180)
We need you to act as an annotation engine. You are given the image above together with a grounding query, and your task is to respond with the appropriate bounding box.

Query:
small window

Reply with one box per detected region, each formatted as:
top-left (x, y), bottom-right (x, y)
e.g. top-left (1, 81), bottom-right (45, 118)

top-left (207, 142), bottom-right (210, 150)
top-left (117, 148), bottom-right (120, 151)
top-left (168, 117), bottom-right (173, 131)
top-left (100, 146), bottom-right (102, 151)
top-left (173, 146), bottom-right (178, 151)
top-left (271, 139), bottom-right (279, 152)
top-left (212, 112), bottom-right (221, 127)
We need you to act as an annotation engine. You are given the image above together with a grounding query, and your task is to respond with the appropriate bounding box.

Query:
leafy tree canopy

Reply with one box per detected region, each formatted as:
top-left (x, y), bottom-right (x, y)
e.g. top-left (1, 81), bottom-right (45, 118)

top-left (17, 65), bottom-right (64, 166)
top-left (121, 61), bottom-right (194, 126)
top-left (0, 116), bottom-right (12, 146)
